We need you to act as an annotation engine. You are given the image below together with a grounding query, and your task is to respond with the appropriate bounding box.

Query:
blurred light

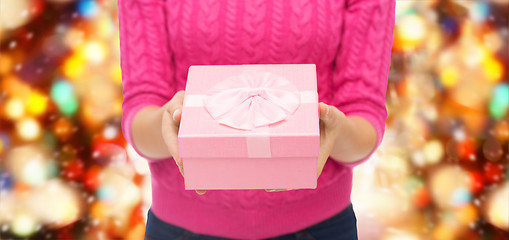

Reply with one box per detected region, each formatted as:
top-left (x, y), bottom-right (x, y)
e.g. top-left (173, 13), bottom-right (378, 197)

top-left (484, 181), bottom-right (509, 230)
top-left (456, 138), bottom-right (477, 161)
top-left (50, 80), bottom-right (78, 116)
top-left (429, 165), bottom-right (470, 209)
top-left (494, 120), bottom-right (509, 142)
top-left (467, 171), bottom-right (484, 194)
top-left (11, 213), bottom-right (37, 237)
top-left (394, 14), bottom-right (426, 51)
top-left (454, 204), bottom-right (478, 226)
top-left (469, 2), bottom-right (490, 22)
top-left (102, 125), bottom-right (118, 139)
top-left (411, 151), bottom-right (425, 167)
top-left (483, 30), bottom-right (504, 52)
top-left (398, 14), bottom-right (426, 41)
top-left (404, 176), bottom-right (424, 192)
top-left (440, 66), bottom-right (459, 88)
top-left (25, 91), bottom-right (48, 116)
top-left (423, 140), bottom-right (444, 165)
top-left (47, 0), bottom-right (75, 3)
top-left (484, 162), bottom-right (505, 184)
top-left (90, 201), bottom-right (108, 221)
top-left (96, 185), bottom-right (115, 202)
top-left (394, 2), bottom-right (415, 20)
top-left (84, 165), bottom-right (103, 191)
top-left (489, 83), bottom-right (509, 119)
top-left (1, 76), bottom-right (32, 100)
top-left (412, 187), bottom-right (431, 208)
top-left (482, 56), bottom-right (504, 82)
top-left (110, 64), bottom-right (122, 84)
top-left (7, 144), bottom-right (53, 186)
top-left (63, 53), bottom-right (86, 79)
top-left (483, 138), bottom-right (503, 162)
top-left (126, 144), bottom-right (150, 175)
top-left (382, 230), bottom-right (420, 240)
top-left (0, 0), bottom-right (31, 30)
top-left (432, 221), bottom-right (458, 240)
top-left (23, 158), bottom-right (48, 186)
top-left (0, 173), bottom-right (13, 190)
top-left (97, 17), bottom-right (114, 37)
top-left (441, 16), bottom-right (460, 35)
top-left (77, 0), bottom-right (99, 18)
top-left (53, 117), bottom-right (74, 140)
top-left (0, 54), bottom-right (13, 74)
top-left (16, 117), bottom-right (41, 140)
top-left (81, 41), bottom-right (107, 64)
top-left (92, 143), bottom-right (127, 166)
top-left (5, 98), bottom-right (25, 120)
top-left (64, 28), bottom-right (85, 48)
top-left (62, 159), bottom-right (85, 181)
top-left (451, 187), bottom-right (472, 207)
top-left (26, 179), bottom-right (83, 227)
top-left (101, 167), bottom-right (141, 209)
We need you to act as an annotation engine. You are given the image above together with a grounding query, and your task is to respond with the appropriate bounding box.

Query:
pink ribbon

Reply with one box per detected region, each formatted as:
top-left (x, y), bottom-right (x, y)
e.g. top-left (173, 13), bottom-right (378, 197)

top-left (204, 71), bottom-right (301, 130)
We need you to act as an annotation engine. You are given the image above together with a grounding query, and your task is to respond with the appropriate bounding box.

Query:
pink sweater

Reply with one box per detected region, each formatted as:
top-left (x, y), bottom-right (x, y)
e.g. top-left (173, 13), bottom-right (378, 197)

top-left (118, 0), bottom-right (395, 239)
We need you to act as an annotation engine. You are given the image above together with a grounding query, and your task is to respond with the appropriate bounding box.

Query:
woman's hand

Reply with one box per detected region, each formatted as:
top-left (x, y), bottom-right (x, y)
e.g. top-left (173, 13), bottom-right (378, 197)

top-left (316, 102), bottom-right (346, 177)
top-left (265, 102), bottom-right (346, 192)
top-left (161, 90), bottom-right (206, 195)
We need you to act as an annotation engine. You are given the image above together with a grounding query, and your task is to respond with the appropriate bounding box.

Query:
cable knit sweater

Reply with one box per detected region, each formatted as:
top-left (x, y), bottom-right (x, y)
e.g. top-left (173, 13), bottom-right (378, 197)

top-left (118, 0), bottom-right (395, 239)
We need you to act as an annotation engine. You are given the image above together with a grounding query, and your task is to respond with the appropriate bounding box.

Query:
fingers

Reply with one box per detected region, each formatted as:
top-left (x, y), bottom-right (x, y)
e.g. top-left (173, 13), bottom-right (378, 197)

top-left (167, 91), bottom-right (185, 125)
top-left (319, 102), bottom-right (345, 129)
top-left (165, 124), bottom-right (182, 164)
top-left (163, 91), bottom-right (185, 176)
top-left (319, 102), bottom-right (330, 122)
top-left (196, 190), bottom-right (206, 195)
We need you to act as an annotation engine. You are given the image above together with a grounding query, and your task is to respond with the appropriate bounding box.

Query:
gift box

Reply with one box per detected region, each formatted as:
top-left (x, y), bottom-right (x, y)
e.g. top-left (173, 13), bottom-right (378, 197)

top-left (178, 64), bottom-right (320, 190)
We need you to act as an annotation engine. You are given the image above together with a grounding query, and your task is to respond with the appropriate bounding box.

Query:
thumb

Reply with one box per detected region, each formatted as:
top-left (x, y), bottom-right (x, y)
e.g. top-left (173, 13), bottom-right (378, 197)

top-left (168, 91), bottom-right (185, 125)
top-left (319, 102), bottom-right (331, 123)
top-left (172, 107), bottom-right (182, 124)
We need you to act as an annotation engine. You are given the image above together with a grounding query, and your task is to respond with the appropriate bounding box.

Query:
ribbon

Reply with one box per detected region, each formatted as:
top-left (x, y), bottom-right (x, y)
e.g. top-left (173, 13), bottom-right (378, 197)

top-left (203, 71), bottom-right (301, 130)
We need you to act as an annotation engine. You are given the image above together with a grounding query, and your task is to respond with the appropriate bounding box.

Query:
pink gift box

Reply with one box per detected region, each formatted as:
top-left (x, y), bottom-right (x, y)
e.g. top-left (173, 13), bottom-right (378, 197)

top-left (178, 64), bottom-right (320, 190)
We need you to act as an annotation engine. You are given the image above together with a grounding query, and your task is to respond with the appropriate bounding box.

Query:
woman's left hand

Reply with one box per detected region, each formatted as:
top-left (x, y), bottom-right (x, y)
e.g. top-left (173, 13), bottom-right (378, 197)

top-left (265, 102), bottom-right (346, 192)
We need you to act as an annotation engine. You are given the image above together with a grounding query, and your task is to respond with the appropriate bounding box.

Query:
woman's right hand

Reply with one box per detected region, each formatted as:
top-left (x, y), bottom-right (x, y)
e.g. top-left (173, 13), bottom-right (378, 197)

top-left (161, 90), bottom-right (206, 195)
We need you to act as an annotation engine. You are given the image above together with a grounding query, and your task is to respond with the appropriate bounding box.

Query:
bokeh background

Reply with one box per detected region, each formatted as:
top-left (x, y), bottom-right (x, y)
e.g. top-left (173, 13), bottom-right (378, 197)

top-left (0, 0), bottom-right (507, 239)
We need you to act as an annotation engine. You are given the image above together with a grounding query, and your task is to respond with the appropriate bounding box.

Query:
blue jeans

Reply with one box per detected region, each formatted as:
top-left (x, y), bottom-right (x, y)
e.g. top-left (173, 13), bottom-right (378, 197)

top-left (145, 204), bottom-right (358, 240)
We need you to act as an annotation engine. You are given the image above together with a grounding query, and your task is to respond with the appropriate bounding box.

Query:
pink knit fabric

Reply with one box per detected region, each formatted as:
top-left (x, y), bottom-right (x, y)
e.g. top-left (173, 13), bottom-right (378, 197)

top-left (118, 0), bottom-right (395, 239)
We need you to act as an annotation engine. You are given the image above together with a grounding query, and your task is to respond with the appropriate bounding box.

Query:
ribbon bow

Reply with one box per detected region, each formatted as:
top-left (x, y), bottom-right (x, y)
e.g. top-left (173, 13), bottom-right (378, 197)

top-left (204, 71), bottom-right (301, 130)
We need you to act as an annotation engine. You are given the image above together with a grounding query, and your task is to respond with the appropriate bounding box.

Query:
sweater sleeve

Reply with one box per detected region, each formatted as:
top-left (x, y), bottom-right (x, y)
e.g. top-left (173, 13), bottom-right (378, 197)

top-left (329, 0), bottom-right (395, 168)
top-left (118, 0), bottom-right (176, 161)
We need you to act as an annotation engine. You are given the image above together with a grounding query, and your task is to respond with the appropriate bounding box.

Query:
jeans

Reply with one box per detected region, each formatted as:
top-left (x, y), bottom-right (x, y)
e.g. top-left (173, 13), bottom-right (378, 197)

top-left (144, 204), bottom-right (358, 240)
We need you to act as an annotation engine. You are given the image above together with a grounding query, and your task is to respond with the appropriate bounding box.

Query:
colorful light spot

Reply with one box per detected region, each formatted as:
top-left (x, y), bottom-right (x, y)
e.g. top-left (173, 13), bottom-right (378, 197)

top-left (440, 66), bottom-right (459, 88)
top-left (451, 187), bottom-right (472, 207)
top-left (11, 213), bottom-right (36, 237)
top-left (77, 0), bottom-right (99, 18)
top-left (25, 91), bottom-right (48, 116)
top-left (16, 117), bottom-right (41, 140)
top-left (489, 83), bottom-right (509, 119)
top-left (50, 80), bottom-right (78, 116)
top-left (5, 98), bottom-right (25, 120)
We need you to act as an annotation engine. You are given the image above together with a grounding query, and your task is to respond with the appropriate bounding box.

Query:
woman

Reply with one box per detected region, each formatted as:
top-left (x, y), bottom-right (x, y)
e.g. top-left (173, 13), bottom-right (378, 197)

top-left (118, 0), bottom-right (395, 239)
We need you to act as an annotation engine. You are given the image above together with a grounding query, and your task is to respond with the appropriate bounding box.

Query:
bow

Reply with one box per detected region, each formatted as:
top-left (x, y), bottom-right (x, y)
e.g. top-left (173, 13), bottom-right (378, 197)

top-left (204, 71), bottom-right (301, 130)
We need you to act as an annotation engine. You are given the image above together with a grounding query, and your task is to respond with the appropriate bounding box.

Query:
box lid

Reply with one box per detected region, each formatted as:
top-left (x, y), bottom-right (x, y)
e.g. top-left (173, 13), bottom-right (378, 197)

top-left (178, 64), bottom-right (320, 158)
